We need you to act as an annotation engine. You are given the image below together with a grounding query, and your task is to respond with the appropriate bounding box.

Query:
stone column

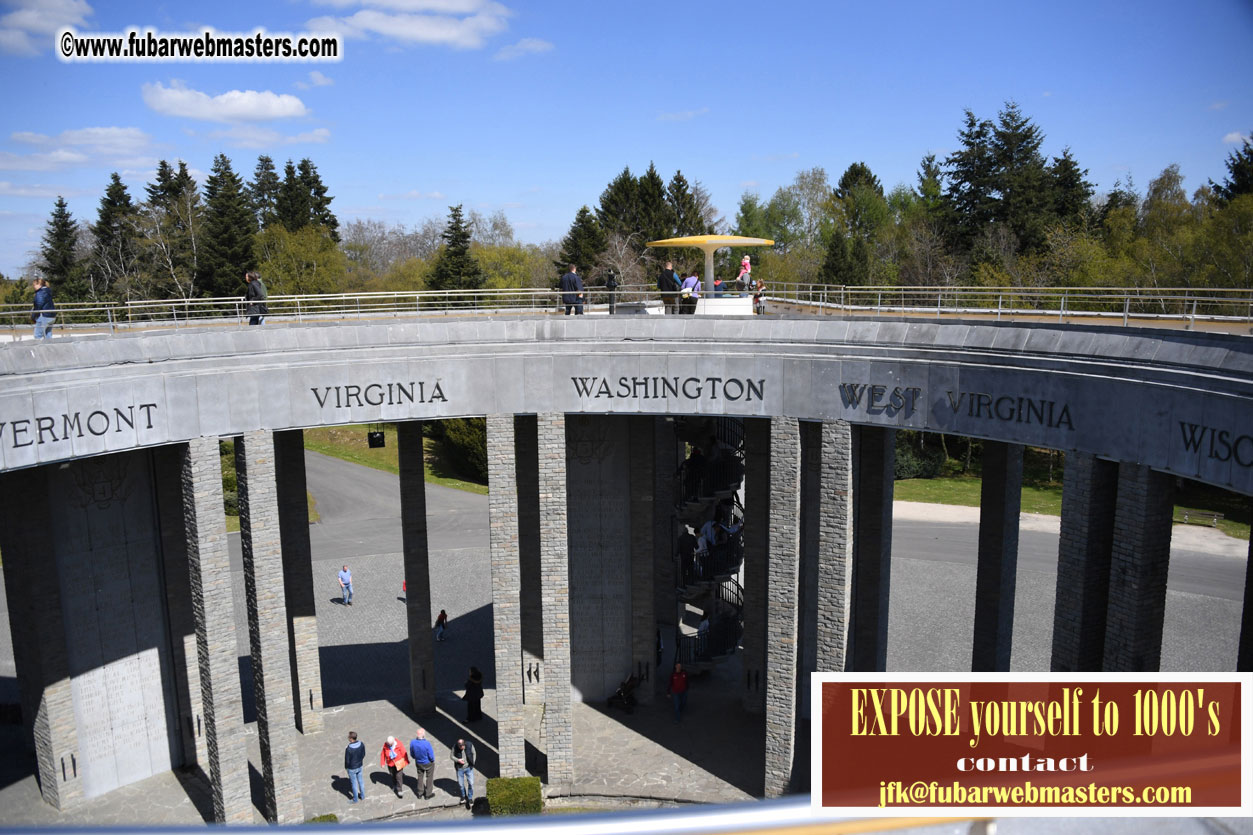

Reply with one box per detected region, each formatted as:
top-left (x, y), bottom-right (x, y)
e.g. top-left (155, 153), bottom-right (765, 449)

top-left (1051, 452), bottom-right (1118, 672)
top-left (183, 437), bottom-right (251, 823)
top-left (629, 416), bottom-right (656, 704)
top-left (0, 466), bottom-right (83, 810)
top-left (396, 422), bottom-right (435, 715)
top-left (539, 413), bottom-right (573, 787)
top-left (1103, 464), bottom-right (1174, 672)
top-left (516, 415), bottom-right (544, 704)
top-left (972, 441), bottom-right (1023, 672)
top-left (1239, 503), bottom-right (1253, 673)
top-left (235, 431), bottom-right (304, 824)
top-left (273, 430), bottom-right (324, 734)
top-left (764, 417), bottom-right (801, 799)
top-left (152, 446), bottom-right (206, 767)
top-left (849, 426), bottom-right (895, 672)
top-left (652, 418), bottom-right (678, 701)
top-left (741, 418), bottom-right (770, 713)
top-left (486, 415), bottom-right (526, 777)
top-left (815, 421), bottom-right (854, 674)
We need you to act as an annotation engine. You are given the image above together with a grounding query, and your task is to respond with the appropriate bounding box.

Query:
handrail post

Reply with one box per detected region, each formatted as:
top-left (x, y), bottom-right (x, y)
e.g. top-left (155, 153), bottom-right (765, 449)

top-left (1123, 296), bottom-right (1129, 327)
top-left (1059, 292), bottom-right (1066, 324)
top-left (1189, 298), bottom-right (1197, 330)
top-left (997, 294), bottom-right (1002, 322)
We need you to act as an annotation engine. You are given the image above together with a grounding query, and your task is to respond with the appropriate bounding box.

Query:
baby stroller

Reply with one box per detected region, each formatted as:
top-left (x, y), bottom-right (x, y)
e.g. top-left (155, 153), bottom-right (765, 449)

top-left (607, 673), bottom-right (638, 714)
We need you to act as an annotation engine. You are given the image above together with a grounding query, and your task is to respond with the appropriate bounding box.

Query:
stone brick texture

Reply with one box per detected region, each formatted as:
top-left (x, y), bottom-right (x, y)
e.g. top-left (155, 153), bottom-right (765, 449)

top-left (486, 414), bottom-right (527, 777)
top-left (741, 418), bottom-right (770, 714)
top-left (764, 416), bottom-right (800, 799)
top-left (396, 421), bottom-right (436, 715)
top-left (815, 421), bottom-right (853, 674)
top-left (538, 413), bottom-right (574, 787)
top-left (235, 430), bottom-right (304, 823)
top-left (1103, 464), bottom-right (1174, 672)
top-left (273, 429), bottom-right (325, 733)
top-left (1051, 452), bottom-right (1118, 672)
top-left (182, 437), bottom-right (251, 823)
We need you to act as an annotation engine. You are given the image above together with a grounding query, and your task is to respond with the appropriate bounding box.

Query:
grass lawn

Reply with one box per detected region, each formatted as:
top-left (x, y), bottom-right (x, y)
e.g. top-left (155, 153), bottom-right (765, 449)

top-left (895, 475), bottom-right (1249, 540)
top-left (303, 424), bottom-right (488, 495)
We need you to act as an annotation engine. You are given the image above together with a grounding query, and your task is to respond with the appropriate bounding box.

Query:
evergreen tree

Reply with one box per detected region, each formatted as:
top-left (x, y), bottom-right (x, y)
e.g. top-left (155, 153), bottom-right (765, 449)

top-left (1049, 147), bottom-right (1094, 224)
top-left (276, 160), bottom-right (311, 233)
top-left (836, 162), bottom-right (883, 200)
top-left (1210, 134), bottom-right (1253, 204)
top-left (428, 204), bottom-right (484, 291)
top-left (819, 233), bottom-right (853, 284)
top-left (667, 170), bottom-right (704, 236)
top-left (555, 205), bottom-right (606, 276)
top-left (596, 166), bottom-right (639, 242)
top-left (89, 173), bottom-right (138, 300)
top-left (636, 162), bottom-right (672, 247)
top-left (248, 155), bottom-right (281, 230)
top-left (202, 154), bottom-right (258, 297)
top-left (39, 196), bottom-right (86, 300)
top-left (146, 160), bottom-right (176, 204)
top-left (943, 109), bottom-right (997, 249)
top-left (992, 102), bottom-right (1051, 253)
top-left (170, 161), bottom-right (196, 201)
top-left (916, 153), bottom-right (944, 213)
top-left (298, 158), bottom-right (339, 240)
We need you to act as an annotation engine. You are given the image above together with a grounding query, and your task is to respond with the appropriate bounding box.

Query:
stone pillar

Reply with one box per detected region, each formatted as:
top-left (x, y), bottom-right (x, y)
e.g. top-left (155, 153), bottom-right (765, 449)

top-left (239, 431), bottom-right (308, 822)
top-left (652, 418), bottom-right (678, 701)
top-left (764, 417), bottom-right (801, 798)
top-left (815, 421), bottom-right (854, 674)
top-left (183, 437), bottom-right (251, 823)
top-left (152, 446), bottom-right (206, 767)
top-left (1239, 504), bottom-right (1253, 673)
top-left (539, 413), bottom-right (573, 787)
top-left (972, 441), bottom-right (1023, 672)
top-left (1050, 452), bottom-right (1119, 672)
top-left (396, 422), bottom-right (435, 715)
top-left (849, 426), bottom-right (895, 672)
top-left (486, 415), bottom-right (526, 777)
top-left (741, 418), bottom-right (770, 713)
top-left (1103, 464), bottom-right (1174, 672)
top-left (516, 415), bottom-right (544, 703)
top-left (273, 430), bottom-right (324, 734)
top-left (0, 466), bottom-right (83, 810)
top-left (629, 417), bottom-right (656, 704)
top-left (236, 432), bottom-right (304, 824)
top-left (798, 422), bottom-right (820, 721)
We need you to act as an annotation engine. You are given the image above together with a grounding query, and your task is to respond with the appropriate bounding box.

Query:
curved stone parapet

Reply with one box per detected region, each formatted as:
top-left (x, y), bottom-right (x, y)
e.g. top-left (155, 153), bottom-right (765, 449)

top-left (0, 315), bottom-right (1250, 493)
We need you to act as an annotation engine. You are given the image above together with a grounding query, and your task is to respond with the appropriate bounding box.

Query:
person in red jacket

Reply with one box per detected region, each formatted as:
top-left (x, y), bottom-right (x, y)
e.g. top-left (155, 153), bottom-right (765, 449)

top-left (667, 662), bottom-right (689, 722)
top-left (380, 735), bottom-right (409, 797)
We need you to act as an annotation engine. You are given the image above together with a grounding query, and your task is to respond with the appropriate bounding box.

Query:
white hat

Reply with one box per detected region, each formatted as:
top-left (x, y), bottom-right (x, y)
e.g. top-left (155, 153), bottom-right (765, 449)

top-left (387, 736), bottom-right (395, 744)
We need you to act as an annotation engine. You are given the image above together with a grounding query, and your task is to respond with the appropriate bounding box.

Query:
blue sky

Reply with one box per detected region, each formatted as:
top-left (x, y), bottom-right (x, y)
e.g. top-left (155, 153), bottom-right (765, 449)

top-left (1, 0), bottom-right (1250, 279)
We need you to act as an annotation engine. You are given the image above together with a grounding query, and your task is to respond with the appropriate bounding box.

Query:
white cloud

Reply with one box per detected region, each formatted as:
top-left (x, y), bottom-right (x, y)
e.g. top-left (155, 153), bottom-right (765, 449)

top-left (142, 80), bottom-right (310, 122)
top-left (1, 125), bottom-right (157, 172)
top-left (740, 180), bottom-right (758, 188)
top-left (657, 107), bottom-right (709, 122)
top-left (1209, 101), bottom-right (1228, 111)
top-left (0, 0), bottom-right (90, 56)
top-left (378, 189), bottom-right (445, 199)
top-left (0, 148), bottom-right (89, 170)
top-left (0, 180), bottom-right (87, 198)
top-left (1222, 131), bottom-right (1250, 145)
top-left (308, 0), bottom-right (511, 49)
top-left (13, 126), bottom-right (151, 157)
top-left (295, 70), bottom-right (334, 89)
top-left (493, 37), bottom-right (551, 60)
top-left (208, 125), bottom-right (331, 149)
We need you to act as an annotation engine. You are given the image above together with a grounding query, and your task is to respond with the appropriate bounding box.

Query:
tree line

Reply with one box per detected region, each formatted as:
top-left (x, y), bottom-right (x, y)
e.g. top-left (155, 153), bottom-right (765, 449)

top-left (5, 102), bottom-right (1251, 305)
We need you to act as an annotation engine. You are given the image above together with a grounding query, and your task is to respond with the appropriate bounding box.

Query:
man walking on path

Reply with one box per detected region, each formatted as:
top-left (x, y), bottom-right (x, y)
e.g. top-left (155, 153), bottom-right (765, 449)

top-left (667, 662), bottom-right (689, 722)
top-left (559, 264), bottom-right (584, 315)
top-left (344, 731), bottom-right (365, 802)
top-left (657, 261), bottom-right (681, 314)
top-left (451, 738), bottom-right (476, 809)
top-left (338, 565), bottom-right (353, 605)
top-left (31, 278), bottom-right (56, 339)
top-left (244, 270), bottom-right (268, 325)
top-left (409, 727), bottom-right (436, 799)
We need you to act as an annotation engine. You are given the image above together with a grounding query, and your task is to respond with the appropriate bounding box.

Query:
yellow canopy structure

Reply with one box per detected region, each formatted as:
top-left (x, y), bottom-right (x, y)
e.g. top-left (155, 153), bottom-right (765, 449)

top-left (647, 235), bottom-right (774, 294)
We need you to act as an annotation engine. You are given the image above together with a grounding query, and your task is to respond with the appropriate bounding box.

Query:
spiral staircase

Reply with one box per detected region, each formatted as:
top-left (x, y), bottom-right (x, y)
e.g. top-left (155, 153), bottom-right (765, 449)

top-left (671, 416), bottom-right (747, 673)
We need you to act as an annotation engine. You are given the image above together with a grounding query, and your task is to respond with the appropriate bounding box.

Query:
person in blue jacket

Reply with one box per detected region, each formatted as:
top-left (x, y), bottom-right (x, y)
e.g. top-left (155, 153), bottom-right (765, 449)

top-left (559, 264), bottom-right (584, 315)
top-left (31, 278), bottom-right (56, 339)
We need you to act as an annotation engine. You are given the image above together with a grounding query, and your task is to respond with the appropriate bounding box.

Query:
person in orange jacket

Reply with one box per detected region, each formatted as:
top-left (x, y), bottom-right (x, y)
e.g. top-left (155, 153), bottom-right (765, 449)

top-left (380, 735), bottom-right (409, 797)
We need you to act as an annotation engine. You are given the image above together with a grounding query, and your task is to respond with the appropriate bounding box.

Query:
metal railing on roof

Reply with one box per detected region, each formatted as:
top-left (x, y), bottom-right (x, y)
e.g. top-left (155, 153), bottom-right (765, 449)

top-left (3, 284), bottom-right (1250, 339)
